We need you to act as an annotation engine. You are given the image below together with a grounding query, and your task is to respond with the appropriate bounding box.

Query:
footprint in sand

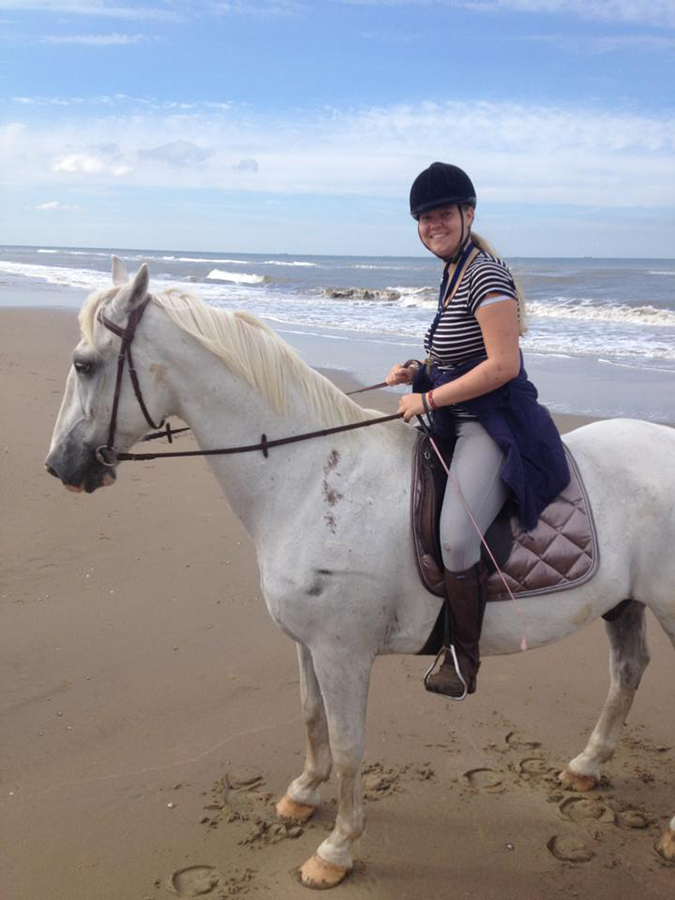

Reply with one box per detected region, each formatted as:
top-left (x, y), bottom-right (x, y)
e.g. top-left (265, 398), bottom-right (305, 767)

top-left (518, 757), bottom-right (553, 777)
top-left (463, 768), bottom-right (504, 792)
top-left (361, 761), bottom-right (435, 801)
top-left (362, 762), bottom-right (401, 800)
top-left (226, 766), bottom-right (264, 791)
top-left (614, 809), bottom-right (651, 830)
top-left (504, 731), bottom-right (541, 751)
top-left (167, 865), bottom-right (221, 897)
top-left (546, 835), bottom-right (594, 863)
top-left (559, 796), bottom-right (615, 825)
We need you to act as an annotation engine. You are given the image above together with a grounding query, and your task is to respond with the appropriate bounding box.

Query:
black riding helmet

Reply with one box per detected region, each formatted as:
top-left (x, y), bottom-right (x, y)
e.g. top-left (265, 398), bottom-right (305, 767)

top-left (409, 162), bottom-right (476, 220)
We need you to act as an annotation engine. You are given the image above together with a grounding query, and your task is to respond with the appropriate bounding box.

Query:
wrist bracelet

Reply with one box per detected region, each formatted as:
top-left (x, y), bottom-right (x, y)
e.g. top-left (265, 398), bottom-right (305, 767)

top-left (427, 389), bottom-right (437, 411)
top-left (421, 392), bottom-right (430, 415)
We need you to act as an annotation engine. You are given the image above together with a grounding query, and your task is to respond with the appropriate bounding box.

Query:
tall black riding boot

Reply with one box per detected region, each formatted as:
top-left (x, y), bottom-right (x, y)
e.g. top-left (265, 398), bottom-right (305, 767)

top-left (424, 562), bottom-right (488, 698)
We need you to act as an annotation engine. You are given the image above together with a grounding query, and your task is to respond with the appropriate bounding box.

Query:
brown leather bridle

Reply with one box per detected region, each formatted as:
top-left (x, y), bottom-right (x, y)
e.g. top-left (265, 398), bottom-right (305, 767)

top-left (94, 297), bottom-right (403, 467)
top-left (95, 296), bottom-right (165, 466)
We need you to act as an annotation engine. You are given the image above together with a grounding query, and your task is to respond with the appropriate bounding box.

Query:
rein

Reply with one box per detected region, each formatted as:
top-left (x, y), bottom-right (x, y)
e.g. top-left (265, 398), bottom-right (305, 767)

top-left (95, 299), bottom-right (402, 467)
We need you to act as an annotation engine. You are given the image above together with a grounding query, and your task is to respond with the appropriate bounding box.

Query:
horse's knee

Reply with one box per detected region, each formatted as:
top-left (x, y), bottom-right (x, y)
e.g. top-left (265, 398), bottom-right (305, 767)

top-left (617, 653), bottom-right (650, 690)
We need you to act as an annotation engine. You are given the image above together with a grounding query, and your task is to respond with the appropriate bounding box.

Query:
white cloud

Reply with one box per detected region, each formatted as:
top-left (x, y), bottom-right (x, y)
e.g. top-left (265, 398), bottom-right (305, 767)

top-left (341, 0), bottom-right (675, 28)
top-left (53, 148), bottom-right (132, 176)
top-left (481, 0), bottom-right (675, 28)
top-left (519, 33), bottom-right (675, 52)
top-left (35, 200), bottom-right (82, 210)
top-left (211, 0), bottom-right (305, 15)
top-left (139, 140), bottom-right (213, 167)
top-left (0, 1), bottom-right (180, 20)
top-left (234, 157), bottom-right (259, 171)
top-left (3, 100), bottom-right (674, 210)
top-left (8, 93), bottom-right (234, 110)
top-left (41, 32), bottom-right (146, 45)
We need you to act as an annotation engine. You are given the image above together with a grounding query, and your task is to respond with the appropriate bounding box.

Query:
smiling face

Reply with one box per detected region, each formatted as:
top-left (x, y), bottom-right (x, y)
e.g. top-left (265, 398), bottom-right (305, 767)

top-left (417, 204), bottom-right (474, 260)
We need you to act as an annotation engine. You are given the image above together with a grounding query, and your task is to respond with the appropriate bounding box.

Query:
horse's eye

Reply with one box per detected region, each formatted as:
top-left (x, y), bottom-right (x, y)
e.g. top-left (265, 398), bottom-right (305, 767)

top-left (74, 360), bottom-right (93, 375)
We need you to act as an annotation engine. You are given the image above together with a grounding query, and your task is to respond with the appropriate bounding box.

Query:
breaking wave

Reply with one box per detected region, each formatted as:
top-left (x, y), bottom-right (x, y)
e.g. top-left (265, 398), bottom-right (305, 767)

top-left (206, 269), bottom-right (267, 285)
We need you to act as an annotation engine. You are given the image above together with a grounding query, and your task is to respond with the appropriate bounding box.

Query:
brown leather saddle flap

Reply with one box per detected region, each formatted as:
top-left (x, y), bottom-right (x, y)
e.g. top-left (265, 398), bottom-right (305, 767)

top-left (410, 430), bottom-right (599, 602)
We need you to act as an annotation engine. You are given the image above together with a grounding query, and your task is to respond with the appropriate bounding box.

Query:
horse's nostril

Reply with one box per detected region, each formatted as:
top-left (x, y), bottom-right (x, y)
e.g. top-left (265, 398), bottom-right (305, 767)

top-left (45, 464), bottom-right (59, 479)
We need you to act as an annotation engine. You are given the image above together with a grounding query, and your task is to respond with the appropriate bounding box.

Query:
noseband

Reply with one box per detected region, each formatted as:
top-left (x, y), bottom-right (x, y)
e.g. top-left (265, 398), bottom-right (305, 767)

top-left (95, 296), bottom-right (165, 466)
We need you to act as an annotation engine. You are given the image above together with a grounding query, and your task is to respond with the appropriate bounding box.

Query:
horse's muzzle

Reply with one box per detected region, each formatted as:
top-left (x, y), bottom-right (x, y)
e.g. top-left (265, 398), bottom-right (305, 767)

top-left (45, 449), bottom-right (117, 493)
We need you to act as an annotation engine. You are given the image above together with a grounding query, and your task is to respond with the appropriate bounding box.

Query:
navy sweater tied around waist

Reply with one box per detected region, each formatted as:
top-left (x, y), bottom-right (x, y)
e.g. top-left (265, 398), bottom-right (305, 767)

top-left (413, 355), bottom-right (570, 532)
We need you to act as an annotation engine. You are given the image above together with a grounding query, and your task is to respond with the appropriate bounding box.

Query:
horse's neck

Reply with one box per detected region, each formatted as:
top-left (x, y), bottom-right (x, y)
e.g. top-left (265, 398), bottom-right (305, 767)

top-left (159, 327), bottom-right (351, 541)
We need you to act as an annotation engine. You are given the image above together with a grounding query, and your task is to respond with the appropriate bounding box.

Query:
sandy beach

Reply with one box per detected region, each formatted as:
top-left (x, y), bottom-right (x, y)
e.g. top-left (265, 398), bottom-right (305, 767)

top-left (2, 307), bottom-right (673, 900)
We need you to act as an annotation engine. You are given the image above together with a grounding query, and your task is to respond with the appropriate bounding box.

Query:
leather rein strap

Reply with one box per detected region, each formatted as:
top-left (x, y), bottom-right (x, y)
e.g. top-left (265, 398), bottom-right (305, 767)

top-left (95, 298), bottom-right (402, 466)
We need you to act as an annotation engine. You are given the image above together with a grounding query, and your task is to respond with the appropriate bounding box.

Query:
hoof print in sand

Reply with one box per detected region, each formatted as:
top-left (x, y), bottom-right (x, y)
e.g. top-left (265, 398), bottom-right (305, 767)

top-left (167, 865), bottom-right (221, 897)
top-left (226, 767), bottom-right (264, 791)
top-left (241, 819), bottom-right (304, 847)
top-left (505, 731), bottom-right (541, 751)
top-left (518, 757), bottom-right (552, 777)
top-left (615, 809), bottom-right (651, 830)
top-left (559, 796), bottom-right (615, 825)
top-left (546, 835), bottom-right (594, 864)
top-left (463, 768), bottom-right (504, 792)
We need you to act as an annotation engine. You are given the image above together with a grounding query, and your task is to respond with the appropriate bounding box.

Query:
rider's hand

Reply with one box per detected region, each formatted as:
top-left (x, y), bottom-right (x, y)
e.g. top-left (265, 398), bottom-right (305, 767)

top-left (386, 362), bottom-right (417, 386)
top-left (398, 393), bottom-right (426, 422)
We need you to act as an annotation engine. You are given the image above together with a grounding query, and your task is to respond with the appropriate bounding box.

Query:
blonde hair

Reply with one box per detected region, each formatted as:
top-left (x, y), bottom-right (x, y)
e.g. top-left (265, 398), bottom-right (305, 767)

top-left (472, 230), bottom-right (528, 336)
top-left (79, 285), bottom-right (378, 427)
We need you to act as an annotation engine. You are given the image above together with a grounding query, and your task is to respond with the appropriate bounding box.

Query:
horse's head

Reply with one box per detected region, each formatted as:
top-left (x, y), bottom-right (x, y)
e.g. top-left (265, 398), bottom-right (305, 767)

top-left (46, 258), bottom-right (170, 493)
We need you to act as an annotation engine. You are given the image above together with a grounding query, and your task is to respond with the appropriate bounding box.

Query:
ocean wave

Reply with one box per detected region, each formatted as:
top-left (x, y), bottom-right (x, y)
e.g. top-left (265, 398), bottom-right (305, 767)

top-left (176, 256), bottom-right (249, 264)
top-left (262, 259), bottom-right (318, 267)
top-left (206, 269), bottom-right (267, 285)
top-left (0, 260), bottom-right (111, 290)
top-left (527, 299), bottom-right (675, 328)
top-left (649, 270), bottom-right (675, 276)
top-left (389, 286), bottom-right (437, 308)
top-left (37, 248), bottom-right (58, 254)
top-left (350, 264), bottom-right (409, 270)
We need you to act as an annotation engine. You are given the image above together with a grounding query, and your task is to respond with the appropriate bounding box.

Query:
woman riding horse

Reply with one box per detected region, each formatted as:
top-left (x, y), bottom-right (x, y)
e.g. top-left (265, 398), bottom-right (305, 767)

top-left (387, 162), bottom-right (570, 699)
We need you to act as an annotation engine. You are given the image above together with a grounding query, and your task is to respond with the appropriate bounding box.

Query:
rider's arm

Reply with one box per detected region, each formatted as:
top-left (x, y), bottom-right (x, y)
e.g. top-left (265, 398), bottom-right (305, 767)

top-left (427, 295), bottom-right (520, 408)
top-left (397, 296), bottom-right (519, 420)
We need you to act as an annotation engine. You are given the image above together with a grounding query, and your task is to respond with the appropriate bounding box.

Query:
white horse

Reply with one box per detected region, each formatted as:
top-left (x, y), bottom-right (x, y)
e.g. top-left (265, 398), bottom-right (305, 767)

top-left (46, 261), bottom-right (675, 887)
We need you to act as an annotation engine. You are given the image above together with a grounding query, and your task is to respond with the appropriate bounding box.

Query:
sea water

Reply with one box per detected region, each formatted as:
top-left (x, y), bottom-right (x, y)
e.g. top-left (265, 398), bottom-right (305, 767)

top-left (1, 245), bottom-right (673, 422)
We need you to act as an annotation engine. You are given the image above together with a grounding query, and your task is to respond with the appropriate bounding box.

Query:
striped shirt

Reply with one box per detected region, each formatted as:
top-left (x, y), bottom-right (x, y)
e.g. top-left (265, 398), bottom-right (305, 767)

top-left (424, 251), bottom-right (519, 418)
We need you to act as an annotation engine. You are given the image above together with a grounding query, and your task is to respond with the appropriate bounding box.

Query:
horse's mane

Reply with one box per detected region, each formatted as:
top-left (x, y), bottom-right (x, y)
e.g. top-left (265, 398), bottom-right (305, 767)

top-left (79, 285), bottom-right (379, 427)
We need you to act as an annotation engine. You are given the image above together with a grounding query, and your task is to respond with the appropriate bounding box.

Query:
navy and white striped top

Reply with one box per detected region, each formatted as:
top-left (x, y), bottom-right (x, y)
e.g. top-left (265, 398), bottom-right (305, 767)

top-left (424, 251), bottom-right (519, 418)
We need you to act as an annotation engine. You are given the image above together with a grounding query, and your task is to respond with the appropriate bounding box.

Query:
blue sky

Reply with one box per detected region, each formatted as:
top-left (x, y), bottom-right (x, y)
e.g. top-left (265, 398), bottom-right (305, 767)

top-left (1, 0), bottom-right (674, 257)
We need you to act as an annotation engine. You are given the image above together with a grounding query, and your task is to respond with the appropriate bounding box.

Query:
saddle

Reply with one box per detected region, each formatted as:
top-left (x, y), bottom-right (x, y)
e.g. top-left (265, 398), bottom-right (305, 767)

top-left (411, 430), bottom-right (605, 653)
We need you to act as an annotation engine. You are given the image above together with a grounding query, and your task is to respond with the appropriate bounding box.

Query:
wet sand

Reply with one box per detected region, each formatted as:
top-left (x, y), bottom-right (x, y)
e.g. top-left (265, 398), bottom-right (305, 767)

top-left (1, 308), bottom-right (673, 900)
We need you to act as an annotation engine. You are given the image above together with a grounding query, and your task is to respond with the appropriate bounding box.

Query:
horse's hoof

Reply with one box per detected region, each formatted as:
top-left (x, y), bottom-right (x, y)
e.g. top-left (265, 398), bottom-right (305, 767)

top-left (656, 827), bottom-right (675, 862)
top-left (300, 854), bottom-right (348, 889)
top-left (558, 768), bottom-right (598, 792)
top-left (276, 794), bottom-right (316, 823)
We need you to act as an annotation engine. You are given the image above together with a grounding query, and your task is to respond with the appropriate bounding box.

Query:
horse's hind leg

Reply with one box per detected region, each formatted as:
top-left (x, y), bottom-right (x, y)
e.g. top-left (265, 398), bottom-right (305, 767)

top-left (651, 607), bottom-right (675, 861)
top-left (560, 601), bottom-right (649, 791)
top-left (277, 643), bottom-right (332, 823)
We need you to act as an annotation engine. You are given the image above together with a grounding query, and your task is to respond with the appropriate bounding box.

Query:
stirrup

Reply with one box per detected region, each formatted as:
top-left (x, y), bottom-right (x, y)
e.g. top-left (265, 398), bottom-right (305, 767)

top-left (423, 644), bottom-right (468, 702)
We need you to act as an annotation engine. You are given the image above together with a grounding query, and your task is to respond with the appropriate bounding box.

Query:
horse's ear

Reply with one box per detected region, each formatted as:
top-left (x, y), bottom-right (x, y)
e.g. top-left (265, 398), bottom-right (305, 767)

top-left (110, 264), bottom-right (149, 317)
top-left (111, 255), bottom-right (129, 285)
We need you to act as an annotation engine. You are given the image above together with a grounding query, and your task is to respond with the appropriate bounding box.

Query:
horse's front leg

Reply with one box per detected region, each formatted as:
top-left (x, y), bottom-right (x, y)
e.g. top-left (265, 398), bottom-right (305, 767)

top-left (277, 643), bottom-right (332, 823)
top-left (299, 649), bottom-right (373, 889)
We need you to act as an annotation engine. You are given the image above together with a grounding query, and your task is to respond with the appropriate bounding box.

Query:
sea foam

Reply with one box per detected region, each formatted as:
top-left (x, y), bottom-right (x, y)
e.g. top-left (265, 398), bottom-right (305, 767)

top-left (206, 269), bottom-right (267, 285)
